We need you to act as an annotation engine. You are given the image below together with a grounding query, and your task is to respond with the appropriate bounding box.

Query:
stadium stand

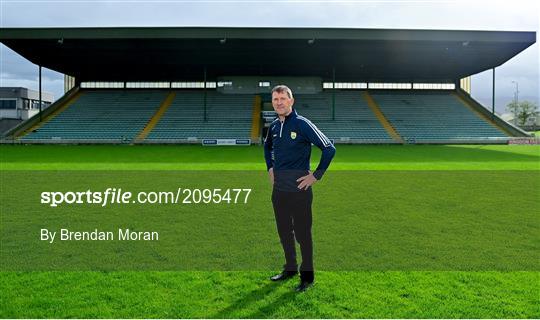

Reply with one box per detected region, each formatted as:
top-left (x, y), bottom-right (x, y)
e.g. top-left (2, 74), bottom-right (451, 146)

top-left (146, 91), bottom-right (253, 141)
top-left (294, 91), bottom-right (394, 143)
top-left (14, 89), bottom-right (517, 144)
top-left (21, 90), bottom-right (166, 142)
top-left (370, 90), bottom-right (509, 143)
top-left (1, 27), bottom-right (534, 144)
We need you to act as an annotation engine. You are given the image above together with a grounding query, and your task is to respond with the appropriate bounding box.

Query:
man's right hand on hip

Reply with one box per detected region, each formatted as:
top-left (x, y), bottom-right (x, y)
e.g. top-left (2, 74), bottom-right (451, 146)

top-left (268, 167), bottom-right (274, 185)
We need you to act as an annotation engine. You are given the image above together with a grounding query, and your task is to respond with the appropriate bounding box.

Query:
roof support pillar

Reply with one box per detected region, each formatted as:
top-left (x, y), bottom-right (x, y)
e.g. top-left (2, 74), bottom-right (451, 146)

top-left (492, 67), bottom-right (495, 120)
top-left (39, 65), bottom-right (42, 122)
top-left (203, 66), bottom-right (207, 122)
top-left (332, 67), bottom-right (336, 121)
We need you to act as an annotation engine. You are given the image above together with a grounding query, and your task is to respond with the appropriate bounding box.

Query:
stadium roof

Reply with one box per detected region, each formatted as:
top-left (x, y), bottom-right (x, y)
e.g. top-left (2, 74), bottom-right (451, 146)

top-left (0, 27), bottom-right (536, 82)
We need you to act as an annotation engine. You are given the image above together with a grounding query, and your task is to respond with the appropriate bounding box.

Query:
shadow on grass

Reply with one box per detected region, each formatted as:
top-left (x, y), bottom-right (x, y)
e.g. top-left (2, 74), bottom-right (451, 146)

top-left (243, 290), bottom-right (299, 319)
top-left (210, 278), bottom-right (296, 318)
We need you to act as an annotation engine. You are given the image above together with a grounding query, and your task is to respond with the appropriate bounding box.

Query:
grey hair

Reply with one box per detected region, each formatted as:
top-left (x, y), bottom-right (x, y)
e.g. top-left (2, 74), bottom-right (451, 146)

top-left (271, 85), bottom-right (293, 99)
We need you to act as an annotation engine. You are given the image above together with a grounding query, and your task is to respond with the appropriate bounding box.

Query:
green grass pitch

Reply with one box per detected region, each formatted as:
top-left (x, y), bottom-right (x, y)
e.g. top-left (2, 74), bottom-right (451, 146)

top-left (1, 144), bottom-right (539, 318)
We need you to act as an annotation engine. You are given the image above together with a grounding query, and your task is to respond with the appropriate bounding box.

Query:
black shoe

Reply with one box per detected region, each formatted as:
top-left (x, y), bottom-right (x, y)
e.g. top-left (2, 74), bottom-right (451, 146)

top-left (295, 280), bottom-right (314, 292)
top-left (270, 270), bottom-right (297, 281)
top-left (300, 271), bottom-right (314, 283)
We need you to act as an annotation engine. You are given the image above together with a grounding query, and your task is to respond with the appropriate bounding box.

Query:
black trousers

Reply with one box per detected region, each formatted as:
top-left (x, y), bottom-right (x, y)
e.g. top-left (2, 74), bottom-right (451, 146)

top-left (272, 188), bottom-right (314, 282)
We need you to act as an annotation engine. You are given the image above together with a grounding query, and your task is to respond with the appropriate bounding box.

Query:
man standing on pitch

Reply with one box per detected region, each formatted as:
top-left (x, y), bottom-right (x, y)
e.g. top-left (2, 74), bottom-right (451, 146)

top-left (264, 85), bottom-right (336, 292)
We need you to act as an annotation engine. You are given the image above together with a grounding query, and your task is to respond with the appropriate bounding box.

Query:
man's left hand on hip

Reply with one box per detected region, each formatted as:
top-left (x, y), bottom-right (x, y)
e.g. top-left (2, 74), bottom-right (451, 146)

top-left (296, 172), bottom-right (318, 190)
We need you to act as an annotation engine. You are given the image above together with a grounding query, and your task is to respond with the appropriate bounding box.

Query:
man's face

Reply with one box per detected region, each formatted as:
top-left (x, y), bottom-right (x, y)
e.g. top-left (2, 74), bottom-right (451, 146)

top-left (272, 91), bottom-right (294, 117)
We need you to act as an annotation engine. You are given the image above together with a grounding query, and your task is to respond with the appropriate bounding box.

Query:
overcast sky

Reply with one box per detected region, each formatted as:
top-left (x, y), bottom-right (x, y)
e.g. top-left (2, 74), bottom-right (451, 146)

top-left (1, 0), bottom-right (538, 113)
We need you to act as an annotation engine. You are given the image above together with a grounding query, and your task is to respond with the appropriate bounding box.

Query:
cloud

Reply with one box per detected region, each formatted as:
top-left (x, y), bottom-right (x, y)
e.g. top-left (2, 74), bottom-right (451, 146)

top-left (2, 1), bottom-right (537, 29)
top-left (0, 75), bottom-right (62, 100)
top-left (471, 41), bottom-right (538, 112)
top-left (1, 45), bottom-right (64, 98)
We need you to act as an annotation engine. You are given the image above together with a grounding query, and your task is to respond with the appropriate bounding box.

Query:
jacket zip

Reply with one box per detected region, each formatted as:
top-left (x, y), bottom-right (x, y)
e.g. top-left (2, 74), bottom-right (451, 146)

top-left (279, 121), bottom-right (284, 138)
